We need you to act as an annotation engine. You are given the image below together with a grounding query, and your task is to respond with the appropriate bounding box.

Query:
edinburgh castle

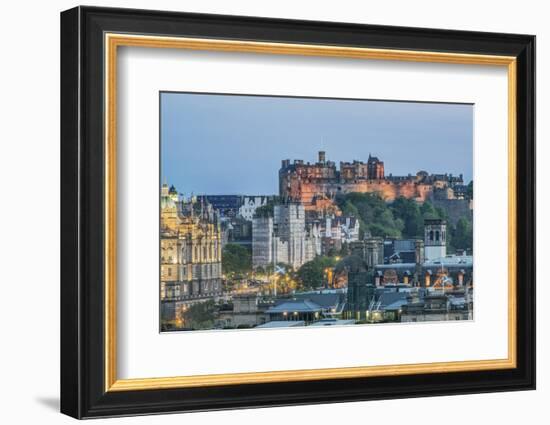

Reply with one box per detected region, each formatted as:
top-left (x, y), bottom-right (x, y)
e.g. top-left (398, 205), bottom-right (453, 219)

top-left (279, 151), bottom-right (472, 222)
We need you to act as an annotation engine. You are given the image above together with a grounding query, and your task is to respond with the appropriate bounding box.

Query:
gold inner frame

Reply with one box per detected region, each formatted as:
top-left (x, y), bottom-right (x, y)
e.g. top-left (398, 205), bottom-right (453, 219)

top-left (104, 33), bottom-right (517, 392)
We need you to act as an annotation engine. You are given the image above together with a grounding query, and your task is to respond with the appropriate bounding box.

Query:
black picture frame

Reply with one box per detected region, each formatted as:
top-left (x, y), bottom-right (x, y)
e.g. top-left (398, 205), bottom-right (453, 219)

top-left (61, 5), bottom-right (535, 419)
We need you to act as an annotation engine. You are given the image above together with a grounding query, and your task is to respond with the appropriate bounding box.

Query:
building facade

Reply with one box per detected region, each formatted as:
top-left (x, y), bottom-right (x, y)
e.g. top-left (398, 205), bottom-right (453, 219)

top-left (343, 219), bottom-right (471, 289)
top-left (195, 195), bottom-right (276, 221)
top-left (400, 290), bottom-right (473, 322)
top-left (252, 203), bottom-right (321, 269)
top-left (317, 216), bottom-right (360, 254)
top-left (160, 183), bottom-right (224, 326)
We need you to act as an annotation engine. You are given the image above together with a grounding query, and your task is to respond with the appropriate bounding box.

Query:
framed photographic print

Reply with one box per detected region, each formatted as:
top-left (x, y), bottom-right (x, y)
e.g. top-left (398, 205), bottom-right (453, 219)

top-left (60, 6), bottom-right (535, 419)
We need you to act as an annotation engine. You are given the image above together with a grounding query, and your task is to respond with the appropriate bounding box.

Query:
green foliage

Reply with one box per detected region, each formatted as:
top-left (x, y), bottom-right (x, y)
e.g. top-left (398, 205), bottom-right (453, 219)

top-left (336, 193), bottom-right (460, 243)
top-left (336, 193), bottom-right (404, 238)
top-left (391, 197), bottom-right (421, 238)
top-left (451, 217), bottom-right (473, 251)
top-left (340, 242), bottom-right (350, 257)
top-left (324, 242), bottom-right (350, 259)
top-left (182, 300), bottom-right (217, 330)
top-left (222, 243), bottom-right (251, 275)
top-left (326, 247), bottom-right (338, 258)
top-left (296, 256), bottom-right (338, 290)
top-left (394, 198), bottom-right (448, 238)
top-left (260, 262), bottom-right (290, 275)
top-left (420, 201), bottom-right (438, 219)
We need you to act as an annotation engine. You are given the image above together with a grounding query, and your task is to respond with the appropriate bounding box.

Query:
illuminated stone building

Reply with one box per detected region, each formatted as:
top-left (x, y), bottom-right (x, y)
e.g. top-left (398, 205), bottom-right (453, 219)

top-left (279, 151), bottom-right (467, 211)
top-left (160, 183), bottom-right (223, 326)
top-left (344, 219), bottom-right (472, 289)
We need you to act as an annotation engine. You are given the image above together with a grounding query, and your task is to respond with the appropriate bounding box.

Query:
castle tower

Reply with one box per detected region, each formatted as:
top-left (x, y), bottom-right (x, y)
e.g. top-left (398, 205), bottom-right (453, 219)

top-left (367, 154), bottom-right (385, 179)
top-left (424, 219), bottom-right (447, 261)
top-left (344, 255), bottom-right (376, 321)
top-left (318, 150), bottom-right (326, 164)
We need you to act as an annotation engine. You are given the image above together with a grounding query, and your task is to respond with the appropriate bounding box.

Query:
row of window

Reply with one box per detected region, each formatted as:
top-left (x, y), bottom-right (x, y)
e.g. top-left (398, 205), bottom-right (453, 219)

top-left (427, 229), bottom-right (446, 242)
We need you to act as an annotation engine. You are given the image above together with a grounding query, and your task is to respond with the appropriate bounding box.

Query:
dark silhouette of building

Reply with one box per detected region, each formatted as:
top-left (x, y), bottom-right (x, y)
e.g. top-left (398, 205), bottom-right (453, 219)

top-left (343, 254), bottom-right (376, 320)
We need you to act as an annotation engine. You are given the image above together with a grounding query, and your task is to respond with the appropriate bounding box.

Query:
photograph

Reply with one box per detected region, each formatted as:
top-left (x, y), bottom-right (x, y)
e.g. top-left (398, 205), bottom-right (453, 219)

top-left (57, 5), bottom-right (536, 419)
top-left (159, 92), bottom-right (474, 332)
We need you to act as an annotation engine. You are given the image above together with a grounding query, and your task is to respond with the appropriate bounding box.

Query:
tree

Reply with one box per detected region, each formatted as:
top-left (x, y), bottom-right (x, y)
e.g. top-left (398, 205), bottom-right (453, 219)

top-left (452, 217), bottom-right (473, 252)
top-left (391, 196), bottom-right (422, 238)
top-left (222, 243), bottom-right (252, 275)
top-left (340, 242), bottom-right (350, 257)
top-left (326, 247), bottom-right (338, 258)
top-left (182, 300), bottom-right (217, 330)
top-left (335, 193), bottom-right (404, 239)
top-left (420, 200), bottom-right (438, 219)
top-left (435, 206), bottom-right (448, 221)
top-left (335, 192), bottom-right (460, 242)
top-left (339, 199), bottom-right (367, 238)
top-left (296, 256), bottom-right (338, 290)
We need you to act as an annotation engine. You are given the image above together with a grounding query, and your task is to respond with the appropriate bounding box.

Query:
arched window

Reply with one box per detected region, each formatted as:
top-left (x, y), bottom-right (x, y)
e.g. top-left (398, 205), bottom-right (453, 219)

top-left (435, 231), bottom-right (440, 242)
top-left (429, 230), bottom-right (434, 241)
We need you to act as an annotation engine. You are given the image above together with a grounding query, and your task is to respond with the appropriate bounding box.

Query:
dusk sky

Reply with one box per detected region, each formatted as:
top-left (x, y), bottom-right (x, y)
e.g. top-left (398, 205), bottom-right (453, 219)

top-left (161, 92), bottom-right (473, 196)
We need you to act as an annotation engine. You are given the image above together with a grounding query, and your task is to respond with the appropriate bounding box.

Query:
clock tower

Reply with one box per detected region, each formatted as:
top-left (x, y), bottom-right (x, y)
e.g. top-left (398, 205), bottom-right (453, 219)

top-left (424, 219), bottom-right (447, 261)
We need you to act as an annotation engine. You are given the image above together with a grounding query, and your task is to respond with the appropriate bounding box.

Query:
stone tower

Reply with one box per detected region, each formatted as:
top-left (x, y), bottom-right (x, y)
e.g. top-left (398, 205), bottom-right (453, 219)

top-left (414, 239), bottom-right (425, 286)
top-left (367, 154), bottom-right (385, 179)
top-left (424, 219), bottom-right (447, 261)
top-left (345, 255), bottom-right (376, 320)
top-left (349, 238), bottom-right (384, 268)
top-left (274, 203), bottom-right (307, 269)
